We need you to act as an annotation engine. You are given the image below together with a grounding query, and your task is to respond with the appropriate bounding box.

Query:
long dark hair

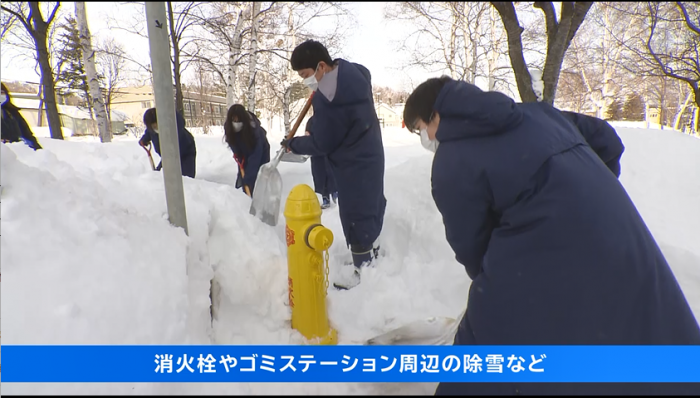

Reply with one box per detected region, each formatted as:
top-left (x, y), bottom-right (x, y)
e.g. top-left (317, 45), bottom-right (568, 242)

top-left (1, 82), bottom-right (21, 113)
top-left (224, 104), bottom-right (257, 155)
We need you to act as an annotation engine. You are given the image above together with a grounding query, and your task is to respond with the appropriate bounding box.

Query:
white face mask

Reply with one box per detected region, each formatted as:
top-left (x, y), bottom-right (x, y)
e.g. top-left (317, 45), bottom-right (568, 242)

top-left (303, 64), bottom-right (322, 91)
top-left (0, 94), bottom-right (7, 104)
top-left (420, 128), bottom-right (439, 153)
top-left (232, 122), bottom-right (243, 132)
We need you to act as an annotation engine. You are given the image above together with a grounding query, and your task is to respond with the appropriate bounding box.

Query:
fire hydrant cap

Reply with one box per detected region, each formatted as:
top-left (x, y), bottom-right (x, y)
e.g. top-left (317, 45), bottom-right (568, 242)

top-left (307, 225), bottom-right (334, 252)
top-left (284, 184), bottom-right (321, 220)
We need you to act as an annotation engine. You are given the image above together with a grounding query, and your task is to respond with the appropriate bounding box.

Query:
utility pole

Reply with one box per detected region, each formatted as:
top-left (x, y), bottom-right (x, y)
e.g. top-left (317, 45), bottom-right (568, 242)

top-left (145, 2), bottom-right (189, 239)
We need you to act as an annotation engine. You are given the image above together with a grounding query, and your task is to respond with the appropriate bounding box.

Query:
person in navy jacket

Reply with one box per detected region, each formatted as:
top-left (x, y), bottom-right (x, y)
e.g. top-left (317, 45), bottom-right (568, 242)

top-left (223, 104), bottom-right (270, 196)
top-left (403, 76), bottom-right (700, 396)
top-left (305, 116), bottom-right (338, 209)
top-left (282, 40), bottom-right (387, 290)
top-left (139, 108), bottom-right (197, 178)
top-left (1, 83), bottom-right (42, 150)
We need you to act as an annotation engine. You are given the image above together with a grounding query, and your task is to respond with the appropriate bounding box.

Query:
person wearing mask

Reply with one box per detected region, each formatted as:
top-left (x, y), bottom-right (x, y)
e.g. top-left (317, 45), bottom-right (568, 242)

top-left (403, 76), bottom-right (700, 395)
top-left (282, 40), bottom-right (387, 290)
top-left (223, 104), bottom-right (270, 196)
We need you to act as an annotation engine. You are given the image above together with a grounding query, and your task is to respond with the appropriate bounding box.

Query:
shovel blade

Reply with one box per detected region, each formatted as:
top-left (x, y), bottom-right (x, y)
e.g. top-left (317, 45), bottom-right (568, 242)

top-left (249, 162), bottom-right (283, 226)
top-left (281, 152), bottom-right (310, 163)
top-left (364, 316), bottom-right (459, 346)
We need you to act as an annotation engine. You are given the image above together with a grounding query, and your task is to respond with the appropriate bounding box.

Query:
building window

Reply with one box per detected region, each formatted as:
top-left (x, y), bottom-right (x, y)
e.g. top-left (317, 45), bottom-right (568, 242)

top-left (184, 102), bottom-right (190, 111)
top-left (141, 101), bottom-right (151, 109)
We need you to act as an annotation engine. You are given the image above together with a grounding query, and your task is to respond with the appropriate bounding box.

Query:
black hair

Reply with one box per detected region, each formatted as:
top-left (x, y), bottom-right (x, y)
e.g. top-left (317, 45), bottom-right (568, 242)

top-left (143, 107), bottom-right (157, 128)
top-left (224, 104), bottom-right (257, 156)
top-left (403, 76), bottom-right (453, 133)
top-left (290, 40), bottom-right (334, 72)
top-left (1, 82), bottom-right (21, 112)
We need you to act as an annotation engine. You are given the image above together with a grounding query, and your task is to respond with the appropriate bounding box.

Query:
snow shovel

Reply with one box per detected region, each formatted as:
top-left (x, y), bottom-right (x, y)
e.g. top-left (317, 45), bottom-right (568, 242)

top-left (234, 155), bottom-right (252, 197)
top-left (363, 305), bottom-right (467, 346)
top-left (281, 152), bottom-right (310, 163)
top-left (141, 142), bottom-right (156, 171)
top-left (249, 92), bottom-right (315, 227)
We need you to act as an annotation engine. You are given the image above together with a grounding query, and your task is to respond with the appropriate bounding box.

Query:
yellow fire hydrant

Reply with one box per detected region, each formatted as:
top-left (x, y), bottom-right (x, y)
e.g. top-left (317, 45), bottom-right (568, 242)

top-left (284, 184), bottom-right (338, 345)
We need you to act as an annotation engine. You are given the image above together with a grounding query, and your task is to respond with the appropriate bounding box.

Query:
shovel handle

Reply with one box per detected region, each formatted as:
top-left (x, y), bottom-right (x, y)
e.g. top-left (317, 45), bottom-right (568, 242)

top-left (270, 92), bottom-right (315, 168)
top-left (285, 91), bottom-right (315, 141)
top-left (235, 155), bottom-right (252, 197)
top-left (141, 142), bottom-right (156, 171)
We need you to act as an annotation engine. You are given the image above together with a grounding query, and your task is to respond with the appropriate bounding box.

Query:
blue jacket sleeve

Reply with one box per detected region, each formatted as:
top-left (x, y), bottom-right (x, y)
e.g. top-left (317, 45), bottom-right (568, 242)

top-left (561, 111), bottom-right (625, 177)
top-left (139, 130), bottom-right (151, 146)
top-left (289, 110), bottom-right (349, 156)
top-left (305, 116), bottom-right (314, 134)
top-left (242, 128), bottom-right (265, 188)
top-left (431, 154), bottom-right (495, 280)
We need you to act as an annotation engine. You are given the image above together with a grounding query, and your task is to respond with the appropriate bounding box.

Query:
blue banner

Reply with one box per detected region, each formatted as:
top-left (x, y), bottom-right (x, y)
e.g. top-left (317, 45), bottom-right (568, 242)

top-left (2, 345), bottom-right (700, 383)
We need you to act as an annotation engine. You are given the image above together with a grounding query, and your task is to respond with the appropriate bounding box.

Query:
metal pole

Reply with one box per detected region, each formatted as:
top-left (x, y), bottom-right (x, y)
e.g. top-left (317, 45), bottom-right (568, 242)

top-left (145, 2), bottom-right (189, 237)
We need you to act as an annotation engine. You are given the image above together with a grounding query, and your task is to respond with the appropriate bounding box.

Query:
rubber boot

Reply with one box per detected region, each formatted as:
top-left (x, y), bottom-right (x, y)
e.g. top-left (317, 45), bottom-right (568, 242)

top-left (333, 244), bottom-right (373, 290)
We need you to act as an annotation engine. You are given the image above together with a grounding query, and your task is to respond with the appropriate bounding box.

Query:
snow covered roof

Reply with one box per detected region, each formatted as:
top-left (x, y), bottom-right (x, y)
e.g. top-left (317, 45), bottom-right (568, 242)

top-left (110, 109), bottom-right (130, 122)
top-left (11, 97), bottom-right (123, 121)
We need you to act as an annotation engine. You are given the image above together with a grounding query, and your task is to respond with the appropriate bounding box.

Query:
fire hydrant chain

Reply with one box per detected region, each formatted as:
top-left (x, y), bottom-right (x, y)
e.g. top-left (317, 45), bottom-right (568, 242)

top-left (324, 248), bottom-right (330, 295)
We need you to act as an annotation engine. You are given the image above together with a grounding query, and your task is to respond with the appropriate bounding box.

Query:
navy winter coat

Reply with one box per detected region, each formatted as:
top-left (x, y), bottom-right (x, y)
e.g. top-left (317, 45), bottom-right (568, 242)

top-left (139, 111), bottom-right (197, 178)
top-left (305, 117), bottom-right (337, 196)
top-left (289, 59), bottom-right (386, 247)
top-left (233, 112), bottom-right (271, 195)
top-left (1, 106), bottom-right (42, 150)
top-left (431, 81), bottom-right (700, 395)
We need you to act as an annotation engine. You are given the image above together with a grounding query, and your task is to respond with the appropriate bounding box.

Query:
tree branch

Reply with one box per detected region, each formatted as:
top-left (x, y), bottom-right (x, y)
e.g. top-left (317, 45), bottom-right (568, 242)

top-left (675, 2), bottom-right (700, 35)
top-left (533, 1), bottom-right (557, 46)
top-left (1, 5), bottom-right (32, 33)
top-left (46, 2), bottom-right (61, 25)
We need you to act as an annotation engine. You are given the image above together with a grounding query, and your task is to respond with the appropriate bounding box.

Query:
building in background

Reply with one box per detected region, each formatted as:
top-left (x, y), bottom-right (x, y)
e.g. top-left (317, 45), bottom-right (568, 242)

top-left (375, 102), bottom-right (401, 128)
top-left (9, 92), bottom-right (127, 137)
top-left (108, 85), bottom-right (228, 130)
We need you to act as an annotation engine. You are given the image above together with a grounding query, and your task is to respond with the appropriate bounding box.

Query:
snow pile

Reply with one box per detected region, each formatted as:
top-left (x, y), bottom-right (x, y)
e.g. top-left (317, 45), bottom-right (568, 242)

top-left (529, 69), bottom-right (544, 102)
top-left (2, 124), bottom-right (699, 395)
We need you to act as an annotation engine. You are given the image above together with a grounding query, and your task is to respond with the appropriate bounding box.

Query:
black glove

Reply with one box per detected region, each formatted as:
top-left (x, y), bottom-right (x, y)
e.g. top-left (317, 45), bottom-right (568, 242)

top-left (280, 138), bottom-right (293, 152)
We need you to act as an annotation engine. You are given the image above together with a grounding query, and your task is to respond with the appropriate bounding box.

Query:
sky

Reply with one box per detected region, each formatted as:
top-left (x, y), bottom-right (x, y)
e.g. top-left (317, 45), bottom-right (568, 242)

top-left (0, 2), bottom-right (438, 92)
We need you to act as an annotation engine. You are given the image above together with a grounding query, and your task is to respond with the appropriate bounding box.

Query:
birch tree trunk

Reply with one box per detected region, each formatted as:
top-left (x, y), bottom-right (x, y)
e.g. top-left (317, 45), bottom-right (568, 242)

top-left (283, 3), bottom-right (296, 135)
top-left (246, 1), bottom-right (260, 113)
top-left (226, 9), bottom-right (243, 108)
top-left (75, 1), bottom-right (111, 142)
top-left (487, 6), bottom-right (498, 91)
top-left (674, 90), bottom-right (692, 131)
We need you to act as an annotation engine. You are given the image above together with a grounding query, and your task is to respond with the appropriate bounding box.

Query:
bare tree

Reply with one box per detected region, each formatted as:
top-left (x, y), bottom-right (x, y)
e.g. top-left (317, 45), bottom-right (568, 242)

top-left (1, 7), bottom-right (18, 41)
top-left (75, 2), bottom-right (111, 142)
top-left (558, 2), bottom-right (645, 117)
top-left (673, 79), bottom-right (694, 130)
top-left (491, 2), bottom-right (594, 104)
top-left (610, 2), bottom-right (699, 131)
top-left (1, 2), bottom-right (64, 139)
top-left (645, 2), bottom-right (700, 110)
top-left (384, 2), bottom-right (491, 84)
top-left (106, 1), bottom-right (203, 113)
top-left (191, 61), bottom-right (215, 134)
top-left (95, 37), bottom-right (127, 120)
top-left (190, 2), bottom-right (247, 107)
top-left (555, 70), bottom-right (591, 113)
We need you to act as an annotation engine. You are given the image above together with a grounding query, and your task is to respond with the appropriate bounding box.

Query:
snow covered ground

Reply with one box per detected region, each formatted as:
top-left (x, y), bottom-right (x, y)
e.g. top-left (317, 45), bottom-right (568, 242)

top-left (1, 123), bottom-right (699, 395)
